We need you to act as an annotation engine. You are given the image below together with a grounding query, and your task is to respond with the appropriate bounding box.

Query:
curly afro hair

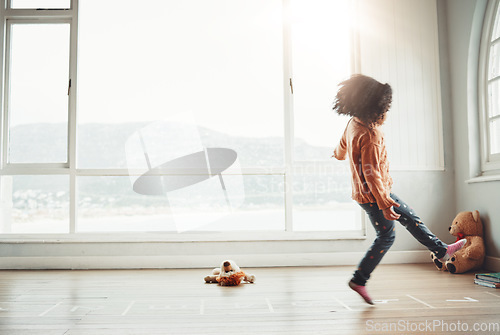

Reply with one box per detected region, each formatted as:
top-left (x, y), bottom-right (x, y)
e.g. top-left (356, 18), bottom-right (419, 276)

top-left (333, 74), bottom-right (392, 127)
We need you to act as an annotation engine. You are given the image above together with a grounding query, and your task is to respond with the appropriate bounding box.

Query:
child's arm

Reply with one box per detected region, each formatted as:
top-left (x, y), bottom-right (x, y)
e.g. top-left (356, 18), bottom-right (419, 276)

top-left (332, 130), bottom-right (347, 160)
top-left (360, 142), bottom-right (398, 213)
top-left (382, 204), bottom-right (401, 220)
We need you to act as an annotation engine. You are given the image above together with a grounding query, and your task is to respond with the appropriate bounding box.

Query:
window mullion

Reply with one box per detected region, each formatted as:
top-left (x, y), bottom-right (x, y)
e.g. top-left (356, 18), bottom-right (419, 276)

top-left (1, 18), bottom-right (10, 169)
top-left (282, 0), bottom-right (294, 233)
top-left (68, 0), bottom-right (78, 233)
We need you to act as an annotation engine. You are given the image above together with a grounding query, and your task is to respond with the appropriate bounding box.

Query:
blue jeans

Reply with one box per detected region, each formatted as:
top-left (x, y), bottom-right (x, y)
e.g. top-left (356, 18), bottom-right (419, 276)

top-left (352, 193), bottom-right (448, 286)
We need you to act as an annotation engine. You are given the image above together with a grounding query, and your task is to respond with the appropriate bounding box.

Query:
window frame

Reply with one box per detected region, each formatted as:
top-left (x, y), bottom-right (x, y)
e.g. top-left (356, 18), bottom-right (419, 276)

top-left (0, 0), bottom-right (78, 233)
top-left (479, 0), bottom-right (500, 175)
top-left (7, 0), bottom-right (71, 9)
top-left (0, 0), bottom-right (366, 241)
top-left (3, 18), bottom-right (73, 168)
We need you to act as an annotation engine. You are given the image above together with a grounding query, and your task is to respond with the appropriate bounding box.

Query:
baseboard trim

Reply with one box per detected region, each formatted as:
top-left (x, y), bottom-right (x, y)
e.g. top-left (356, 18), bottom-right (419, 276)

top-left (0, 250), bottom-right (432, 270)
top-left (484, 256), bottom-right (500, 272)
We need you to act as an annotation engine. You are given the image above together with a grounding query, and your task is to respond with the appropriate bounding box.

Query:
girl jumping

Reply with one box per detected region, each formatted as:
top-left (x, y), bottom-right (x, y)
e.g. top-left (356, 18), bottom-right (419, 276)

top-left (332, 74), bottom-right (466, 305)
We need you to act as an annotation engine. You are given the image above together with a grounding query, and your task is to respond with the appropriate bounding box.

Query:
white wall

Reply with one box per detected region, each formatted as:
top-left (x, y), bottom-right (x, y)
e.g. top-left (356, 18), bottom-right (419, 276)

top-left (358, 0), bottom-right (445, 170)
top-left (443, 0), bottom-right (500, 271)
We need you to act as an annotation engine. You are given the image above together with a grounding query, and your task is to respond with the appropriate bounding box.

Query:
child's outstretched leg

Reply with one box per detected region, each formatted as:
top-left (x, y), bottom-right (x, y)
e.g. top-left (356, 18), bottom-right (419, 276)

top-left (350, 203), bottom-right (396, 304)
top-left (389, 194), bottom-right (466, 260)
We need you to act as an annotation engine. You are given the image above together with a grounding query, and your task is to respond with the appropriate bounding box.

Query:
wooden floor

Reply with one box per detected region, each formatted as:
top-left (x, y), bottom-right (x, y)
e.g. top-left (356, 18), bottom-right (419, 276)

top-left (0, 264), bottom-right (499, 334)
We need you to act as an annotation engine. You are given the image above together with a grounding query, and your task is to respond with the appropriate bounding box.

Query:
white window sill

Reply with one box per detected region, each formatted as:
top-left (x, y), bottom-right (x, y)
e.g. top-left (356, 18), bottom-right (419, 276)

top-left (466, 174), bottom-right (500, 183)
top-left (0, 231), bottom-right (367, 243)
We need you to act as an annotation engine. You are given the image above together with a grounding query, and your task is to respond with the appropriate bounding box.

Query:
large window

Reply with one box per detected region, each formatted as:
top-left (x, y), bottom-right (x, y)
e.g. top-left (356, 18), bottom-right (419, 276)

top-left (0, 0), bottom-right (358, 236)
top-left (480, 0), bottom-right (500, 174)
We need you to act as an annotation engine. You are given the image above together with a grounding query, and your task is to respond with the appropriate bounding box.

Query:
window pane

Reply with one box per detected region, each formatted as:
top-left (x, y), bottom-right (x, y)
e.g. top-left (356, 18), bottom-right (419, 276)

top-left (77, 175), bottom-right (284, 232)
top-left (488, 80), bottom-right (500, 118)
top-left (0, 175), bottom-right (69, 233)
top-left (10, 0), bottom-right (70, 8)
top-left (292, 163), bottom-right (360, 231)
top-left (489, 42), bottom-right (500, 80)
top-left (8, 23), bottom-right (70, 164)
top-left (291, 0), bottom-right (352, 161)
top-left (490, 119), bottom-right (500, 155)
top-left (492, 4), bottom-right (500, 41)
top-left (77, 176), bottom-right (173, 232)
top-left (171, 175), bottom-right (285, 232)
top-left (77, 0), bottom-right (284, 169)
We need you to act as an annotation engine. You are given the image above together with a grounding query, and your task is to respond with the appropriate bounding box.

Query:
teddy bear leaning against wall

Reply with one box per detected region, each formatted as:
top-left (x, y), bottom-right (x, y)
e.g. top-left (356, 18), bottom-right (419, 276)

top-left (431, 210), bottom-right (486, 274)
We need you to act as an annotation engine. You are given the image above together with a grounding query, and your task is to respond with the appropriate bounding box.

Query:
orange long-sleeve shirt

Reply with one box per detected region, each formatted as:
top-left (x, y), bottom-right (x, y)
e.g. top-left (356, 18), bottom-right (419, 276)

top-left (333, 117), bottom-right (396, 210)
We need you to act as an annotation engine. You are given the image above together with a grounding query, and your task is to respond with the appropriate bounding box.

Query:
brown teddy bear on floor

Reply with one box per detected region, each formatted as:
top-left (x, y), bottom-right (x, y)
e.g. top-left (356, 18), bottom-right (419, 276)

top-left (431, 210), bottom-right (485, 274)
top-left (204, 260), bottom-right (255, 286)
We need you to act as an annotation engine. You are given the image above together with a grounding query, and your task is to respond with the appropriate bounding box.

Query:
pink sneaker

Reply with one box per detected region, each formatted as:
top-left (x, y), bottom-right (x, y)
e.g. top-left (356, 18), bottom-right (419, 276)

top-left (439, 238), bottom-right (467, 262)
top-left (348, 280), bottom-right (374, 305)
